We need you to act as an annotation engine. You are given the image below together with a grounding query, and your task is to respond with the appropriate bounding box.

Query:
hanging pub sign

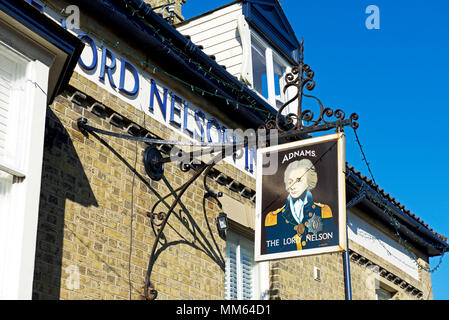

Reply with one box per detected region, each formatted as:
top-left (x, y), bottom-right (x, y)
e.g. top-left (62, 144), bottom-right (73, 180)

top-left (255, 133), bottom-right (347, 261)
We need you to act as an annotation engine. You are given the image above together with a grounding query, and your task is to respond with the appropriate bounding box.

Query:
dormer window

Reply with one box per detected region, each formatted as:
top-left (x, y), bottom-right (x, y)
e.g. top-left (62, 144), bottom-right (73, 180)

top-left (176, 0), bottom-right (300, 111)
top-left (250, 33), bottom-right (289, 108)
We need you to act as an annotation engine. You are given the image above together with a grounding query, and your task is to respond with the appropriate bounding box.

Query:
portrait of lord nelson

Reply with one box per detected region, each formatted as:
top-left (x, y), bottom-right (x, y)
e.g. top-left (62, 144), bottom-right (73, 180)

top-left (263, 159), bottom-right (339, 254)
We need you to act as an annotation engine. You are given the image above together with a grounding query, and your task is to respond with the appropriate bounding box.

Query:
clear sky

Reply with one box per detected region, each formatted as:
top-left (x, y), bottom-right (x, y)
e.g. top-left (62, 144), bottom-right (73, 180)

top-left (182, 0), bottom-right (449, 299)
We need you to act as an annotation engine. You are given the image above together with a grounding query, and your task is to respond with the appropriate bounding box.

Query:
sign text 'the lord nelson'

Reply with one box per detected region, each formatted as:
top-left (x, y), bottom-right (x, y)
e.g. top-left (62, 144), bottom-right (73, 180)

top-left (75, 34), bottom-right (257, 176)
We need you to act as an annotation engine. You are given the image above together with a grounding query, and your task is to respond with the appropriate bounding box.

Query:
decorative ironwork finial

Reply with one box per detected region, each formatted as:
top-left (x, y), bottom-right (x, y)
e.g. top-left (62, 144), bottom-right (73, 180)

top-left (263, 40), bottom-right (359, 135)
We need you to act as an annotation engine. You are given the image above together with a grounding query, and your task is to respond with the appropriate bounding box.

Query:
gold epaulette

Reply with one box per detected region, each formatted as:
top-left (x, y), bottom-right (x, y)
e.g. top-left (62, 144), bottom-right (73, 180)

top-left (314, 202), bottom-right (333, 218)
top-left (265, 205), bottom-right (285, 227)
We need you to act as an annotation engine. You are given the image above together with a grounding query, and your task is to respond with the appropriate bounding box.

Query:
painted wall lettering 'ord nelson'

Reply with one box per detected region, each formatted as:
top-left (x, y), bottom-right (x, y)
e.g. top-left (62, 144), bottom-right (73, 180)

top-left (74, 33), bottom-right (257, 176)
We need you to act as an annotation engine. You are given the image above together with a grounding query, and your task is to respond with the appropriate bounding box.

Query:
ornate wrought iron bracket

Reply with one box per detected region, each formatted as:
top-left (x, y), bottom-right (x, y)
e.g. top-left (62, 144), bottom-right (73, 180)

top-left (261, 39), bottom-right (359, 136)
top-left (77, 117), bottom-right (243, 300)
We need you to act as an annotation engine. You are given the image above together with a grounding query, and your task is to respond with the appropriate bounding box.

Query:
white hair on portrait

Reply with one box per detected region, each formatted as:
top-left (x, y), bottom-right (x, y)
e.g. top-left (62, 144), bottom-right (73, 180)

top-left (283, 159), bottom-right (318, 191)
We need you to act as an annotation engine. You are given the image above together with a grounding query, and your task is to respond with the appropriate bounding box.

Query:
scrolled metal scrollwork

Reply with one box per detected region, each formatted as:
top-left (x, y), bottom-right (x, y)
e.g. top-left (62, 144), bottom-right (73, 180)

top-left (350, 113), bottom-right (359, 129)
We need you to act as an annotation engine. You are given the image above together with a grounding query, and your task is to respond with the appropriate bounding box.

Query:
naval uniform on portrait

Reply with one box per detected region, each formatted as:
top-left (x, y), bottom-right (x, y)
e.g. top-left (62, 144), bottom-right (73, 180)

top-left (264, 190), bottom-right (337, 254)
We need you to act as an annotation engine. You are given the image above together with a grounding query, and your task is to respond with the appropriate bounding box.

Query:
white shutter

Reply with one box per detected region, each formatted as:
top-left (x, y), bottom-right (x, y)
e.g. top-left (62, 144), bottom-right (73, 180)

top-left (225, 241), bottom-right (238, 299)
top-left (225, 232), bottom-right (257, 300)
top-left (0, 55), bottom-right (14, 159)
top-left (0, 49), bottom-right (16, 279)
top-left (0, 170), bottom-right (12, 221)
top-left (240, 243), bottom-right (254, 300)
top-left (0, 170), bottom-right (12, 198)
top-left (0, 44), bottom-right (27, 178)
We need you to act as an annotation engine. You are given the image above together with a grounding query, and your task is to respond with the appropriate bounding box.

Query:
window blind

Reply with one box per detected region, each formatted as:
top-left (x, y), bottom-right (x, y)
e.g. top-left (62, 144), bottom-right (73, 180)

top-left (225, 241), bottom-right (238, 300)
top-left (240, 243), bottom-right (254, 300)
top-left (0, 52), bottom-right (15, 288)
top-left (225, 233), bottom-right (256, 300)
top-left (0, 170), bottom-right (12, 214)
top-left (0, 55), bottom-right (14, 159)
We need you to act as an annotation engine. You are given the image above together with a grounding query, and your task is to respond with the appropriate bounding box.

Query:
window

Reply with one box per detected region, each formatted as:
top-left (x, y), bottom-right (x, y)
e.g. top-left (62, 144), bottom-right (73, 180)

top-left (0, 41), bottom-right (32, 299)
top-left (250, 34), bottom-right (289, 108)
top-left (0, 34), bottom-right (50, 299)
top-left (0, 42), bottom-right (28, 202)
top-left (273, 58), bottom-right (286, 108)
top-left (376, 287), bottom-right (393, 300)
top-left (375, 283), bottom-right (397, 300)
top-left (0, 1), bottom-right (82, 299)
top-left (0, 171), bottom-right (13, 215)
top-left (251, 39), bottom-right (268, 99)
top-left (225, 231), bottom-right (268, 300)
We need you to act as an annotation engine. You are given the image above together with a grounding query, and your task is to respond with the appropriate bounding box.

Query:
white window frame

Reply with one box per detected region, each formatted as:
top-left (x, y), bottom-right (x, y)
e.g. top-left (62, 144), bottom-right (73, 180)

top-left (272, 54), bottom-right (288, 106)
top-left (0, 41), bottom-right (30, 178)
top-left (375, 282), bottom-right (397, 300)
top-left (0, 31), bottom-right (50, 299)
top-left (246, 30), bottom-right (292, 110)
top-left (225, 230), bottom-right (269, 300)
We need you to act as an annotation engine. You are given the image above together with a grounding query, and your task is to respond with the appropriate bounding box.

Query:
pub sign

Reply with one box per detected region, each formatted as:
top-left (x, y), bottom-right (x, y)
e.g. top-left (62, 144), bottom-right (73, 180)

top-left (255, 133), bottom-right (347, 261)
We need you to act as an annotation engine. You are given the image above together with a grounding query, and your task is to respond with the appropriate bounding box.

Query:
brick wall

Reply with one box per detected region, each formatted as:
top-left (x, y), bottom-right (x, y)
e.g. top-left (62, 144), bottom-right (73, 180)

top-left (269, 253), bottom-right (346, 300)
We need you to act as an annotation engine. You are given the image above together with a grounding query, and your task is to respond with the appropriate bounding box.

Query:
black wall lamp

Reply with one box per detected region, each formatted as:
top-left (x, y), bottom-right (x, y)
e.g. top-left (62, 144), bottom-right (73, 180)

top-left (216, 211), bottom-right (228, 240)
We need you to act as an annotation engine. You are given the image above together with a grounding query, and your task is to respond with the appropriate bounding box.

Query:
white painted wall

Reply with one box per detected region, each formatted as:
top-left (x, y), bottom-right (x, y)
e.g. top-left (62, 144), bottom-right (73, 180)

top-left (348, 210), bottom-right (420, 280)
top-left (177, 3), bottom-right (244, 78)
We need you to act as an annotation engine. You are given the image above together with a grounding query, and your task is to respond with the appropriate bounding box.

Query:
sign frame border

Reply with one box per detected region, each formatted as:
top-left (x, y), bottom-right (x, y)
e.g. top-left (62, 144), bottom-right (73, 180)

top-left (255, 132), bottom-right (347, 262)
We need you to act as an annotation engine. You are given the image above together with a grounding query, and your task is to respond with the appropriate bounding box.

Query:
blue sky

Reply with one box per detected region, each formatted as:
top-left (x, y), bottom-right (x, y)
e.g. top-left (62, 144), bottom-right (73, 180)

top-left (182, 0), bottom-right (449, 299)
